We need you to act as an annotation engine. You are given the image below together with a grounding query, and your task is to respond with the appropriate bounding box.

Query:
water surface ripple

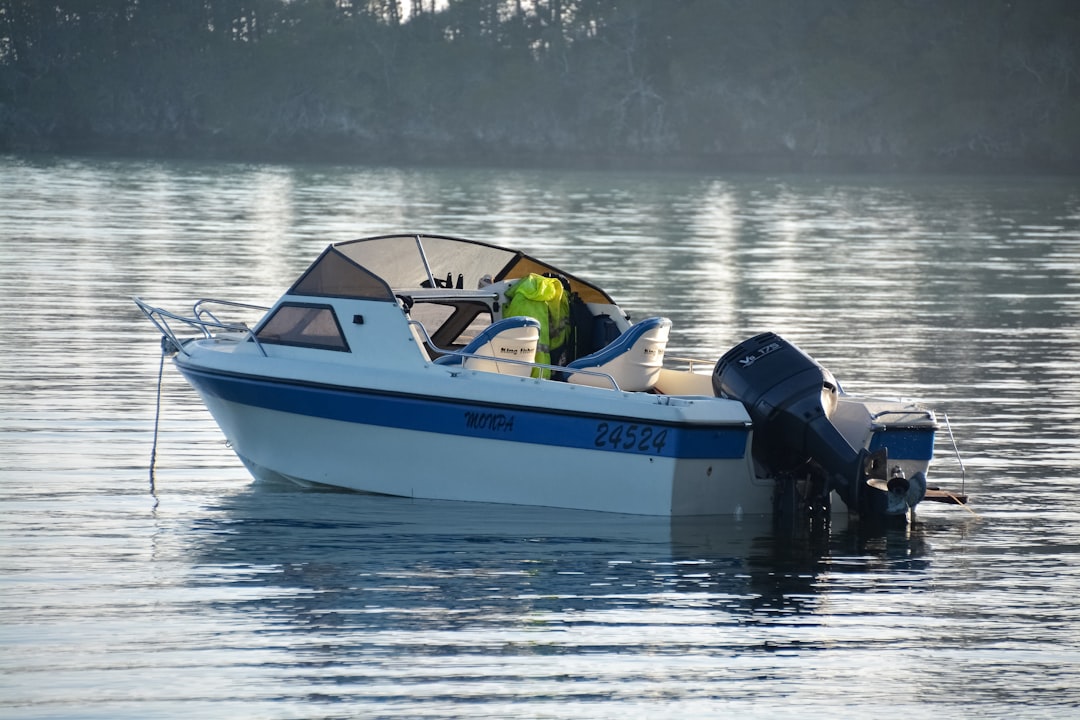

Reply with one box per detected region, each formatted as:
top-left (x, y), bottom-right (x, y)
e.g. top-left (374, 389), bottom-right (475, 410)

top-left (1, 157), bottom-right (1079, 718)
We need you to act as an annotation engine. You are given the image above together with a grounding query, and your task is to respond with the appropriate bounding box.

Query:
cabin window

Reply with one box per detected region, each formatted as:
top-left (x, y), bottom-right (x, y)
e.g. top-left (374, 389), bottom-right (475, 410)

top-left (254, 303), bottom-right (350, 352)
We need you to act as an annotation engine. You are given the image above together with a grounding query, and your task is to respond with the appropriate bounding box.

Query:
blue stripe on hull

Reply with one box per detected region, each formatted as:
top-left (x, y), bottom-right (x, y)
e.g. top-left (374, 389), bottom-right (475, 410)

top-left (177, 366), bottom-right (749, 460)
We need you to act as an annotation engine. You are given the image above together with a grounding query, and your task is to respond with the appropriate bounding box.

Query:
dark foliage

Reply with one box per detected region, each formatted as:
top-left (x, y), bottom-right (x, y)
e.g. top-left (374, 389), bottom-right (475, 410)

top-left (2, 0), bottom-right (1078, 172)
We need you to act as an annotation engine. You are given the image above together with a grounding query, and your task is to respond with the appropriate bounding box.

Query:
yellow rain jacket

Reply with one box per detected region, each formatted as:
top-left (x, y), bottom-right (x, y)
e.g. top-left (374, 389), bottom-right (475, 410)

top-left (504, 273), bottom-right (570, 377)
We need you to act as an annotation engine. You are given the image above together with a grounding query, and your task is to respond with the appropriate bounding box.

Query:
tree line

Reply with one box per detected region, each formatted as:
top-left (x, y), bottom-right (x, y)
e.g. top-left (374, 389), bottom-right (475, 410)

top-left (2, 0), bottom-right (1078, 172)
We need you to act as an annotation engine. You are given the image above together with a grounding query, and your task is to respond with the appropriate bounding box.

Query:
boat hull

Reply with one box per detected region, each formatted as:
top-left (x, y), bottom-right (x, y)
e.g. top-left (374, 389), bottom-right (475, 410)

top-left (179, 365), bottom-right (769, 516)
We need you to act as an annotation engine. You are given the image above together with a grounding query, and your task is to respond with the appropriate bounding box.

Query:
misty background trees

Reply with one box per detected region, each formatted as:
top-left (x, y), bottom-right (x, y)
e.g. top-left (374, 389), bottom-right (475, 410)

top-left (2, 0), bottom-right (1078, 172)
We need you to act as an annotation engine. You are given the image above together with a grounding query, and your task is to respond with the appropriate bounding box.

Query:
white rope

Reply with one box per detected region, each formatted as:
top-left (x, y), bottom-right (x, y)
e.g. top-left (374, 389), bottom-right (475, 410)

top-left (149, 346), bottom-right (165, 497)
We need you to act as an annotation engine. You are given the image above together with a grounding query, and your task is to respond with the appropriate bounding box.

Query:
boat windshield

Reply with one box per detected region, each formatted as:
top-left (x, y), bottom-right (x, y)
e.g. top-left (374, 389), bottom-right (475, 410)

top-left (288, 234), bottom-right (613, 303)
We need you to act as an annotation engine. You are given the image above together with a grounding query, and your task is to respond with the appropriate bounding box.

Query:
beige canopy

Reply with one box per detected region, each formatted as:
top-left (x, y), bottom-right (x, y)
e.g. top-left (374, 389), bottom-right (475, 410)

top-left (289, 234), bottom-right (614, 304)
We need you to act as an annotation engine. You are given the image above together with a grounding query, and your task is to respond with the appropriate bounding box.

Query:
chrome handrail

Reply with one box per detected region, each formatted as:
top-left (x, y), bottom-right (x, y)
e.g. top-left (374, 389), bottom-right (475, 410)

top-left (869, 407), bottom-right (936, 421)
top-left (408, 320), bottom-right (622, 390)
top-left (193, 298), bottom-right (270, 333)
top-left (942, 411), bottom-right (967, 493)
top-left (666, 355), bottom-right (715, 372)
top-left (133, 296), bottom-right (269, 357)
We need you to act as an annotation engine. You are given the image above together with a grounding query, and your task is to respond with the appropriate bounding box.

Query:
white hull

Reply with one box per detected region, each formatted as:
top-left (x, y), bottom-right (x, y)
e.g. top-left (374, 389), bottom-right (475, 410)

top-left (196, 392), bottom-right (770, 516)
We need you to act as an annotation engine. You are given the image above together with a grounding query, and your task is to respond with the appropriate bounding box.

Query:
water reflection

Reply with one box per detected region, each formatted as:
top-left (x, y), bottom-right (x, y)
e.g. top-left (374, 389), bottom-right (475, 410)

top-left (186, 482), bottom-right (936, 647)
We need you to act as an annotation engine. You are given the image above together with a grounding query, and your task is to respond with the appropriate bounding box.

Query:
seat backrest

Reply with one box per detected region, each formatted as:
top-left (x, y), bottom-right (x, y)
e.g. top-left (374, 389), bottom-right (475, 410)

top-left (434, 316), bottom-right (541, 376)
top-left (564, 317), bottom-right (671, 391)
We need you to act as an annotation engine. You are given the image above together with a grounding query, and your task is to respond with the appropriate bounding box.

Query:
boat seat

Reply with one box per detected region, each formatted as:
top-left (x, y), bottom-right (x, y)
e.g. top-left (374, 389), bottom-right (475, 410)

top-left (433, 316), bottom-right (541, 377)
top-left (562, 317), bottom-right (672, 391)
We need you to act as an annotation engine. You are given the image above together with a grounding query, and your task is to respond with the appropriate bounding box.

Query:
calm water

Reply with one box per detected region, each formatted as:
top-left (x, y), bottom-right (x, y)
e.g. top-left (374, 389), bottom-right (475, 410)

top-left (1, 155), bottom-right (1079, 718)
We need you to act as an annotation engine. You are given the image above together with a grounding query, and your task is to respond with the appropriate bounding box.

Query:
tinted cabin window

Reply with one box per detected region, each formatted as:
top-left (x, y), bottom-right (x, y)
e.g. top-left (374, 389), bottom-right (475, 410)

top-left (289, 247), bottom-right (394, 300)
top-left (255, 304), bottom-right (350, 351)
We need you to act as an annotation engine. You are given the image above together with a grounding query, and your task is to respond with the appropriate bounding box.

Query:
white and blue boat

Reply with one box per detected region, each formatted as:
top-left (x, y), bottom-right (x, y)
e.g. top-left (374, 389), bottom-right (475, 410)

top-left (135, 233), bottom-right (963, 522)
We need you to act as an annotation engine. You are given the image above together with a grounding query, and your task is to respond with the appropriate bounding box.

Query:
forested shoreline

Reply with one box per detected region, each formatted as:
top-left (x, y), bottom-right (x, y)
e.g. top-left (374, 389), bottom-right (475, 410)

top-left (2, 0), bottom-right (1078, 173)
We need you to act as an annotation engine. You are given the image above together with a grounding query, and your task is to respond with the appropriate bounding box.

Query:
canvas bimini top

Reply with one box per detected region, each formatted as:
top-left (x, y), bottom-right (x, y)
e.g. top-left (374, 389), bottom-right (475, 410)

top-left (287, 233), bottom-right (615, 304)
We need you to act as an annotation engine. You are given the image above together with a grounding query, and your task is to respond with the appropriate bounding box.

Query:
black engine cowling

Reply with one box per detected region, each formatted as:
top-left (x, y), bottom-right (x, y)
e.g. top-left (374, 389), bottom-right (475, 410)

top-left (713, 332), bottom-right (887, 515)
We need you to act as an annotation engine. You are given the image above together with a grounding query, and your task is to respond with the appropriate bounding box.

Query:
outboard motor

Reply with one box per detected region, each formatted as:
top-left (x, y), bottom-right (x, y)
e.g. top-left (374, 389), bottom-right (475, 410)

top-left (713, 332), bottom-right (891, 519)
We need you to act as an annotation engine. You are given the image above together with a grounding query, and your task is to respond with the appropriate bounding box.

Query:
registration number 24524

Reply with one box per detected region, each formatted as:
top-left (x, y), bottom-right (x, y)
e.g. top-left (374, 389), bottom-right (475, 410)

top-left (593, 422), bottom-right (668, 454)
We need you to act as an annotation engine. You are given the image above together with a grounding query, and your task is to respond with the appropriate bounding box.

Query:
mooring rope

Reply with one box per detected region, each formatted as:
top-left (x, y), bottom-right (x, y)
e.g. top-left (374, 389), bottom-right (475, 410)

top-left (946, 491), bottom-right (981, 519)
top-left (149, 346), bottom-right (166, 497)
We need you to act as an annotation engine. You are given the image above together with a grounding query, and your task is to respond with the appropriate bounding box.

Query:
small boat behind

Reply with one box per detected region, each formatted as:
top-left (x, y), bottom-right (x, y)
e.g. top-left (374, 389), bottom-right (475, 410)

top-left (135, 233), bottom-right (966, 524)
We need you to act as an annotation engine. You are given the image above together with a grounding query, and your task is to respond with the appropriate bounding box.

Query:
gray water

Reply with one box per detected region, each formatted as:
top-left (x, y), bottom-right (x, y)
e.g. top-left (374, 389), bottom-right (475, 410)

top-left (1, 155), bottom-right (1079, 719)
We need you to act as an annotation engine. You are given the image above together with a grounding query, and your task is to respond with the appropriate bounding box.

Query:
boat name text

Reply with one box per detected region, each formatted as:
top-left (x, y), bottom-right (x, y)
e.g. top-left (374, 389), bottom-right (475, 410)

top-left (464, 411), bottom-right (515, 433)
